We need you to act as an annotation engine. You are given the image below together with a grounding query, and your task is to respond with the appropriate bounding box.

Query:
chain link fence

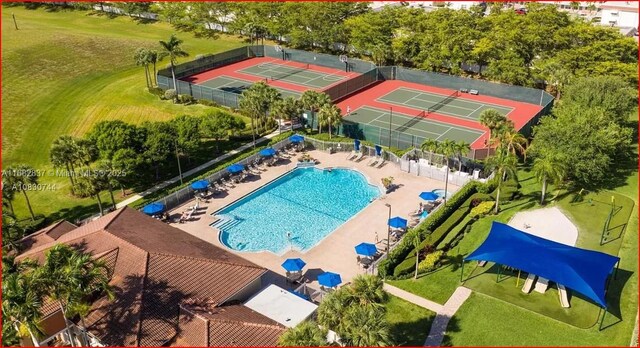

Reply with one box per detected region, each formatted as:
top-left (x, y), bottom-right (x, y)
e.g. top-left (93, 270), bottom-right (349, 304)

top-left (264, 45), bottom-right (375, 74)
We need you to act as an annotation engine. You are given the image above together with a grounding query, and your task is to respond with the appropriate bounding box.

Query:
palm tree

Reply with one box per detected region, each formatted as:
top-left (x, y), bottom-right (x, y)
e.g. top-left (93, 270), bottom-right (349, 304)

top-left (453, 141), bottom-right (470, 172)
top-left (2, 269), bottom-right (44, 346)
top-left (420, 138), bottom-right (439, 165)
top-left (270, 97), bottom-right (302, 134)
top-left (134, 47), bottom-right (151, 88)
top-left (74, 139), bottom-right (98, 170)
top-left (316, 288), bottom-right (353, 332)
top-left (74, 172), bottom-right (106, 216)
top-left (158, 34), bottom-right (189, 91)
top-left (38, 245), bottom-right (113, 346)
top-left (485, 149), bottom-right (518, 214)
top-left (479, 109), bottom-right (508, 140)
top-left (495, 123), bottom-right (528, 159)
top-left (439, 139), bottom-right (457, 167)
top-left (277, 320), bottom-right (327, 346)
top-left (50, 135), bottom-right (79, 193)
top-left (95, 160), bottom-right (120, 210)
top-left (317, 103), bottom-right (343, 139)
top-left (413, 233), bottom-right (421, 279)
top-left (2, 177), bottom-right (17, 215)
top-left (349, 275), bottom-right (386, 306)
top-left (239, 82), bottom-right (281, 146)
top-left (2, 212), bottom-right (24, 254)
top-left (340, 306), bottom-right (392, 346)
top-left (300, 91), bottom-right (331, 132)
top-left (532, 155), bottom-right (566, 205)
top-left (147, 49), bottom-right (159, 87)
top-left (3, 165), bottom-right (39, 221)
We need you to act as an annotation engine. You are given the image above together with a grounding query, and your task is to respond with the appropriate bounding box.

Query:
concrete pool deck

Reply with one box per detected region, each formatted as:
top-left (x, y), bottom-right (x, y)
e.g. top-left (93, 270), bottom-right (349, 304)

top-left (169, 149), bottom-right (460, 287)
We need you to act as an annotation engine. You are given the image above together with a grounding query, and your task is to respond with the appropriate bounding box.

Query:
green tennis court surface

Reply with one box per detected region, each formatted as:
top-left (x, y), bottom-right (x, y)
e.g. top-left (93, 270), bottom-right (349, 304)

top-left (198, 75), bottom-right (300, 99)
top-left (347, 106), bottom-right (484, 144)
top-left (377, 87), bottom-right (513, 121)
top-left (238, 61), bottom-right (347, 89)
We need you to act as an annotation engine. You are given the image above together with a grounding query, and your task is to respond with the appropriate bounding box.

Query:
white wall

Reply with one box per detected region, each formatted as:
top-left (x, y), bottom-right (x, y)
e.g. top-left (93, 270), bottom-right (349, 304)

top-left (600, 8), bottom-right (639, 29)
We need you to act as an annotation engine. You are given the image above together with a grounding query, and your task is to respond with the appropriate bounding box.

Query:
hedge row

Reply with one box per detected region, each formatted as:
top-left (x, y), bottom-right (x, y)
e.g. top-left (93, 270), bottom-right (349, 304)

top-left (392, 191), bottom-right (488, 277)
top-left (377, 181), bottom-right (482, 277)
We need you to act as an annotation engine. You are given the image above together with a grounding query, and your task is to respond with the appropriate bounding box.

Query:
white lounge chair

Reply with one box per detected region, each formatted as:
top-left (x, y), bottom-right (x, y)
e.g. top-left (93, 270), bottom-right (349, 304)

top-left (375, 158), bottom-right (386, 168)
top-left (347, 151), bottom-right (358, 160)
top-left (352, 152), bottom-right (364, 162)
top-left (521, 273), bottom-right (537, 293)
top-left (534, 277), bottom-right (549, 293)
top-left (369, 157), bottom-right (381, 166)
top-left (185, 208), bottom-right (195, 221)
top-left (558, 284), bottom-right (570, 308)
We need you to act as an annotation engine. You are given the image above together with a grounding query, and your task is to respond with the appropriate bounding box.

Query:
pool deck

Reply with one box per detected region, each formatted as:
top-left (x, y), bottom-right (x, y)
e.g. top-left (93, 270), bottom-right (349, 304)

top-left (169, 149), bottom-right (460, 288)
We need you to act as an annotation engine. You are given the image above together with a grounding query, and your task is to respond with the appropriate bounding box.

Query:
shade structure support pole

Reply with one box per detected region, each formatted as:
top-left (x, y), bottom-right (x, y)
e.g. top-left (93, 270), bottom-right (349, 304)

top-left (599, 308), bottom-right (607, 331)
top-left (614, 260), bottom-right (619, 279)
top-left (496, 264), bottom-right (502, 283)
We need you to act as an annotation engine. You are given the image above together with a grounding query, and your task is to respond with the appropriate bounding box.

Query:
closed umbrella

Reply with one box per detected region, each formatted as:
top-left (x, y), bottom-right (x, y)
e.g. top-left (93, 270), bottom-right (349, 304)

top-left (318, 272), bottom-right (342, 288)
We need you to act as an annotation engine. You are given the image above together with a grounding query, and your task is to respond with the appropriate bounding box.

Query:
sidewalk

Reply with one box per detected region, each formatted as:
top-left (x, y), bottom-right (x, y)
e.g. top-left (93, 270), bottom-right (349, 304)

top-left (116, 130), bottom-right (285, 209)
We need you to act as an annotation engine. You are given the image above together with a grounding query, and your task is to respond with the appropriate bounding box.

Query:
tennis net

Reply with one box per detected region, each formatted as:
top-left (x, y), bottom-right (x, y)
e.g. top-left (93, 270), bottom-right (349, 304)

top-left (270, 63), bottom-right (309, 81)
top-left (427, 91), bottom-right (459, 114)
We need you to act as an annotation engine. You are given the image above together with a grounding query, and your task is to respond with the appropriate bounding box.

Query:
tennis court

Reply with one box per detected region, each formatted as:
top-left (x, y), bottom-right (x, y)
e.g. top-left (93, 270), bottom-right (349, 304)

top-left (238, 60), bottom-right (348, 89)
top-left (377, 87), bottom-right (514, 121)
top-left (198, 75), bottom-right (301, 99)
top-left (347, 106), bottom-right (484, 144)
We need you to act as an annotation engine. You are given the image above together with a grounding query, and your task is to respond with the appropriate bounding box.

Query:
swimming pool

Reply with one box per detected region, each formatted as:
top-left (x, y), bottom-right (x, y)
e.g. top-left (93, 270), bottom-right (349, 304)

top-left (213, 167), bottom-right (381, 254)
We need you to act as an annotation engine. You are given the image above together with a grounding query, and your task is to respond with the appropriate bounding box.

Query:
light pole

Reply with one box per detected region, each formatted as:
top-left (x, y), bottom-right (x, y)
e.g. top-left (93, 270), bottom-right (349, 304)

top-left (385, 203), bottom-right (391, 254)
top-left (388, 107), bottom-right (393, 149)
top-left (175, 140), bottom-right (183, 185)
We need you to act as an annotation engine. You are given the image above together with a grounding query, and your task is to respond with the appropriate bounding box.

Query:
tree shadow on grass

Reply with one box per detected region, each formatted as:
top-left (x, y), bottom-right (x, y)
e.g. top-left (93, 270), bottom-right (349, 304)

top-left (438, 316), bottom-right (461, 347)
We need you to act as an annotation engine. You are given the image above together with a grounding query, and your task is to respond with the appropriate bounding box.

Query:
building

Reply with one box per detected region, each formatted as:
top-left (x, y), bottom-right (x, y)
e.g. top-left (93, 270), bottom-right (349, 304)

top-left (599, 1), bottom-right (639, 29)
top-left (16, 207), bottom-right (285, 347)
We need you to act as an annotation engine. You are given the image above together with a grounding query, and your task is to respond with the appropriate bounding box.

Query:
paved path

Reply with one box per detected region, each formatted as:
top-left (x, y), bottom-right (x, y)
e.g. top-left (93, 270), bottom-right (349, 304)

top-left (116, 130), bottom-right (285, 209)
top-left (383, 283), bottom-right (444, 312)
top-left (424, 286), bottom-right (472, 346)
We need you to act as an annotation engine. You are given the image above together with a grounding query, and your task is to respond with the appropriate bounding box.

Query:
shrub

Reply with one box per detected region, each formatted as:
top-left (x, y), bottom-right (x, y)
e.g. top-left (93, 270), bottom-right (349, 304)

top-left (417, 250), bottom-right (444, 274)
top-left (469, 201), bottom-right (494, 218)
top-left (148, 87), bottom-right (165, 98)
top-left (197, 99), bottom-right (220, 107)
top-left (177, 94), bottom-right (196, 105)
top-left (164, 89), bottom-right (177, 100)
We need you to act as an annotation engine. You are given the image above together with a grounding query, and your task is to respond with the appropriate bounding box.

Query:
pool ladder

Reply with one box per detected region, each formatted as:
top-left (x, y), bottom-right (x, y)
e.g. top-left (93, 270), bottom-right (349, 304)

top-left (211, 215), bottom-right (242, 231)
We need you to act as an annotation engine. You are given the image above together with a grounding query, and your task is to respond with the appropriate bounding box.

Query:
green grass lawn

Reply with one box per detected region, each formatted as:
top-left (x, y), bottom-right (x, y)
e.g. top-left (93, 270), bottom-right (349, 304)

top-left (385, 295), bottom-right (435, 346)
top-left (2, 7), bottom-right (247, 221)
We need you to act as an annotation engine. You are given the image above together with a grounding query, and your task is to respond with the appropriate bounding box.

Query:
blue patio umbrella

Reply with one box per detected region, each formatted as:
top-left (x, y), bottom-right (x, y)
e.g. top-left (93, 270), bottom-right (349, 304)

top-left (191, 180), bottom-right (209, 191)
top-left (142, 202), bottom-right (165, 215)
top-left (388, 216), bottom-right (408, 229)
top-left (374, 144), bottom-right (382, 156)
top-left (282, 258), bottom-right (306, 272)
top-left (354, 139), bottom-right (361, 151)
top-left (318, 272), bottom-right (342, 288)
top-left (227, 163), bottom-right (245, 174)
top-left (290, 134), bottom-right (304, 143)
top-left (419, 191), bottom-right (440, 201)
top-left (355, 242), bottom-right (378, 257)
top-left (260, 147), bottom-right (276, 157)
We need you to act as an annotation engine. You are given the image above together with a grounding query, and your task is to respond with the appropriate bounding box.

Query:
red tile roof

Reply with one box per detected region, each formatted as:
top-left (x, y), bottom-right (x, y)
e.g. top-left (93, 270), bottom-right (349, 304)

top-left (16, 207), bottom-right (271, 347)
top-left (18, 220), bottom-right (77, 253)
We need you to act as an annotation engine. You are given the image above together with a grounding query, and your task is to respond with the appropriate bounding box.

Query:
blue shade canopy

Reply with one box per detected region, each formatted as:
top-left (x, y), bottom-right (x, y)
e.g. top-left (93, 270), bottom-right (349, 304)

top-left (465, 222), bottom-right (620, 308)
top-left (142, 203), bottom-right (165, 215)
top-left (419, 191), bottom-right (440, 201)
top-left (375, 145), bottom-right (382, 156)
top-left (282, 258), bottom-right (306, 272)
top-left (388, 216), bottom-right (408, 229)
top-left (355, 242), bottom-right (377, 257)
top-left (191, 180), bottom-right (209, 190)
top-left (260, 148), bottom-right (276, 157)
top-left (354, 139), bottom-right (361, 151)
top-left (290, 134), bottom-right (304, 143)
top-left (227, 163), bottom-right (245, 174)
top-left (318, 272), bottom-right (342, 288)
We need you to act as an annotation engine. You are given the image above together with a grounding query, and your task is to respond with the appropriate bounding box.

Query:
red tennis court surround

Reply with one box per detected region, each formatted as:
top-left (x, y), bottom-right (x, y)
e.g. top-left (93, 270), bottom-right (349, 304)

top-left (337, 80), bottom-right (543, 150)
top-left (181, 57), bottom-right (359, 94)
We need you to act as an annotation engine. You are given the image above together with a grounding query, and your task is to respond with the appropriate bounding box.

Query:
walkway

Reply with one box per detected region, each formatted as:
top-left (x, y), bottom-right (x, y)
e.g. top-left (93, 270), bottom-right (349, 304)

top-left (383, 283), bottom-right (472, 347)
top-left (115, 130), bottom-right (286, 209)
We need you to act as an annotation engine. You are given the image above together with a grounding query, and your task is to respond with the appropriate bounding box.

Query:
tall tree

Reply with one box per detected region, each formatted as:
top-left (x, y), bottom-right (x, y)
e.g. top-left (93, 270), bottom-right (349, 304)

top-left (3, 165), bottom-right (39, 221)
top-left (454, 141), bottom-right (471, 172)
top-left (170, 115), bottom-right (201, 165)
top-left (300, 91), bottom-right (331, 131)
top-left (532, 154), bottom-right (566, 205)
top-left (141, 121), bottom-right (178, 181)
top-left (50, 135), bottom-right (80, 192)
top-left (2, 266), bottom-right (44, 346)
top-left (340, 306), bottom-right (392, 347)
top-left (239, 82), bottom-right (281, 145)
top-left (561, 76), bottom-right (637, 125)
top-left (479, 109), bottom-right (508, 140)
top-left (74, 171), bottom-right (107, 216)
top-left (495, 122), bottom-right (528, 159)
top-left (420, 138), bottom-right (439, 165)
top-left (270, 97), bottom-right (302, 133)
top-left (348, 275), bottom-right (387, 306)
top-left (133, 47), bottom-right (152, 88)
top-left (484, 149), bottom-right (518, 214)
top-left (200, 111), bottom-right (246, 152)
top-left (2, 177), bottom-right (17, 216)
top-left (86, 120), bottom-right (145, 160)
top-left (158, 34), bottom-right (189, 91)
top-left (317, 103), bottom-right (342, 139)
top-left (2, 212), bottom-right (24, 254)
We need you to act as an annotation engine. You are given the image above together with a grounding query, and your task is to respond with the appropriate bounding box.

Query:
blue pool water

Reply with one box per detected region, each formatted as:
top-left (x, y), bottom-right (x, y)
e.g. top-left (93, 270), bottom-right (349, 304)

top-left (214, 167), bottom-right (381, 254)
